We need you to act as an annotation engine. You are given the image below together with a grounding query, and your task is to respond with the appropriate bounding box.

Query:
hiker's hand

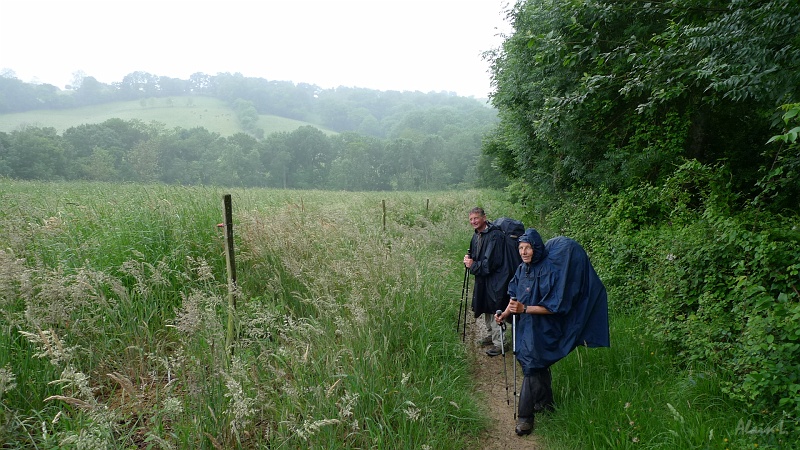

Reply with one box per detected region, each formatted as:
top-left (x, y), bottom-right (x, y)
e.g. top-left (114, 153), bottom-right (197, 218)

top-left (494, 310), bottom-right (505, 324)
top-left (508, 299), bottom-right (523, 314)
top-left (463, 255), bottom-right (473, 268)
top-left (495, 305), bottom-right (511, 323)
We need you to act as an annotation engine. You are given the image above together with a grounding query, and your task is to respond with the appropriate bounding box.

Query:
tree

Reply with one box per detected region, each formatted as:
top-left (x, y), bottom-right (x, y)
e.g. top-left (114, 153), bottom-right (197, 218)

top-left (128, 138), bottom-right (161, 183)
top-left (69, 70), bottom-right (87, 90)
top-left (119, 71), bottom-right (160, 100)
top-left (0, 131), bottom-right (13, 177)
top-left (486, 0), bottom-right (800, 200)
top-left (158, 76), bottom-right (189, 96)
top-left (157, 127), bottom-right (222, 184)
top-left (213, 133), bottom-right (265, 187)
top-left (284, 126), bottom-right (332, 188)
top-left (328, 132), bottom-right (389, 190)
top-left (62, 119), bottom-right (151, 179)
top-left (73, 76), bottom-right (114, 105)
top-left (3, 127), bottom-right (65, 180)
top-left (84, 147), bottom-right (120, 181)
top-left (385, 138), bottom-right (419, 190)
top-left (232, 98), bottom-right (260, 135)
top-left (189, 72), bottom-right (213, 93)
top-left (260, 131), bottom-right (292, 188)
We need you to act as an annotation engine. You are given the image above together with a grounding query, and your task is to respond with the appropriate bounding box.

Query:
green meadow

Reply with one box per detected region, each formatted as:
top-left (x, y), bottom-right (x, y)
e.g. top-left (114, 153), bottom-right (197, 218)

top-left (0, 96), bottom-right (334, 136)
top-left (0, 181), bottom-right (776, 449)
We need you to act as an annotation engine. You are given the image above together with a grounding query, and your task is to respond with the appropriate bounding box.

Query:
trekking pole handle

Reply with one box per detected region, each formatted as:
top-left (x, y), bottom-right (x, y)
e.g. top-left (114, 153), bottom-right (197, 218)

top-left (495, 309), bottom-right (506, 331)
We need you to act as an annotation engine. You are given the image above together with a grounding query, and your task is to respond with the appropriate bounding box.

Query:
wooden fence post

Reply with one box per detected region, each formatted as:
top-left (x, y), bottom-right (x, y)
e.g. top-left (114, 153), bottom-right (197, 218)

top-left (222, 194), bottom-right (237, 356)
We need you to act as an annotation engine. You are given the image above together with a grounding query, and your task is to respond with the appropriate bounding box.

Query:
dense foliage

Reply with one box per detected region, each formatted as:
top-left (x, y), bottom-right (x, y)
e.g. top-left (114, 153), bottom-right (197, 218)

top-left (485, 0), bottom-right (800, 201)
top-left (487, 0), bottom-right (800, 440)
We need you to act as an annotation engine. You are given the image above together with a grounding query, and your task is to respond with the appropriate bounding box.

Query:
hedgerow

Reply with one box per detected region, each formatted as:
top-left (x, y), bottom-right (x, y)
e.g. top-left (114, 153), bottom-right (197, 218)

top-left (533, 105), bottom-right (800, 441)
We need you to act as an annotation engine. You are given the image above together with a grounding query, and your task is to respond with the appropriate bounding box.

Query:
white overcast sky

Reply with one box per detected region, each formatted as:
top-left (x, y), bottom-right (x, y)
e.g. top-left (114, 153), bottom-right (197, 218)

top-left (0, 0), bottom-right (513, 98)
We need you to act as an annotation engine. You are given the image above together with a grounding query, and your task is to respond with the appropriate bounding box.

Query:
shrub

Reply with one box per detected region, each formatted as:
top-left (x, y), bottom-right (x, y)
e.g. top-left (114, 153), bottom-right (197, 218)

top-left (536, 158), bottom-right (799, 440)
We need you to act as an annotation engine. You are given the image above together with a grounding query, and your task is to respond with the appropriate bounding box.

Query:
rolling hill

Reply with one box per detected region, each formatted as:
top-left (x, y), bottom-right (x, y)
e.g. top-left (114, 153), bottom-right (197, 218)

top-left (0, 95), bottom-right (335, 136)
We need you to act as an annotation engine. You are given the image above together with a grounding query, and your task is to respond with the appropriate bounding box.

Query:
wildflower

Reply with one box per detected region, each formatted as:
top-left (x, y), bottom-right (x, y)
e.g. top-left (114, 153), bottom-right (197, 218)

top-left (666, 253), bottom-right (676, 261)
top-left (624, 402), bottom-right (631, 409)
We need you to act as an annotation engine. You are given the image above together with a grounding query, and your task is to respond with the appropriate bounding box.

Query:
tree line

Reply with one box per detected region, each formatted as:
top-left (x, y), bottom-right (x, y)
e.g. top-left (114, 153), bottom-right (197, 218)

top-left (0, 70), bottom-right (503, 189)
top-left (0, 118), bottom-right (502, 190)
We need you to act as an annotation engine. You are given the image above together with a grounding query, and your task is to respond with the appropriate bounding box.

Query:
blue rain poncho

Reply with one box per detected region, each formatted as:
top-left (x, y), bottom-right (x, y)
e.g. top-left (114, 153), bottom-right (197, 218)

top-left (508, 228), bottom-right (610, 373)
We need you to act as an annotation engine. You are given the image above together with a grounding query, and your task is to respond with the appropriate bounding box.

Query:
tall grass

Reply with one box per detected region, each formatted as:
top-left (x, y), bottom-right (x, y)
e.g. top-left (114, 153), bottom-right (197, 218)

top-left (535, 314), bottom-right (784, 449)
top-left (0, 180), bottom-right (768, 449)
top-left (0, 181), bottom-right (501, 448)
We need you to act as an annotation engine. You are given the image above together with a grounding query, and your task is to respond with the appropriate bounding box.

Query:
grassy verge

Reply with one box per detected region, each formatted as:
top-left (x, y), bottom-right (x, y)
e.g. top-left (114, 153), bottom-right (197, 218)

top-left (535, 313), bottom-right (784, 449)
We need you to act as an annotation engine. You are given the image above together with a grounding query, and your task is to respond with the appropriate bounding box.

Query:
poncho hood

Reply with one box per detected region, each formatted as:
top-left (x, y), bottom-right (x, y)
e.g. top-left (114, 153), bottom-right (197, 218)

top-left (519, 228), bottom-right (547, 265)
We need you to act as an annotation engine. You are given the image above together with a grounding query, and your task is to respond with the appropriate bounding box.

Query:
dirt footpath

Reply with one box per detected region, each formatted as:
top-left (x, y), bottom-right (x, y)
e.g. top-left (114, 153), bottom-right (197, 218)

top-left (468, 319), bottom-right (543, 450)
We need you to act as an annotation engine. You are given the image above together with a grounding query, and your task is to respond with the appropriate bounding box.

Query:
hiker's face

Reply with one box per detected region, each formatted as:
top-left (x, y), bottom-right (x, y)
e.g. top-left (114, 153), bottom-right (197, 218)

top-left (519, 242), bottom-right (533, 263)
top-left (469, 213), bottom-right (487, 231)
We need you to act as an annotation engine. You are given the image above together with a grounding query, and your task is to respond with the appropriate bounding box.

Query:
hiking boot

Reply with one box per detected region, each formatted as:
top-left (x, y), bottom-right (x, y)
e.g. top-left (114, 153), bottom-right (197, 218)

top-left (485, 346), bottom-right (501, 357)
top-left (478, 336), bottom-right (494, 347)
top-left (515, 418), bottom-right (534, 436)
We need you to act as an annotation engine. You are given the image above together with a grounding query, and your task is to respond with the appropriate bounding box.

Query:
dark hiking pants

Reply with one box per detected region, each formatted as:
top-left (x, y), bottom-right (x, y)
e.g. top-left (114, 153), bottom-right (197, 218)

top-left (518, 367), bottom-right (554, 422)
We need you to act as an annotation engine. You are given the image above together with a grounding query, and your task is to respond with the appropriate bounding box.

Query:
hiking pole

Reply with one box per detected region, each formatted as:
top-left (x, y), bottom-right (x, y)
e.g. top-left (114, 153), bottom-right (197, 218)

top-left (497, 309), bottom-right (509, 405)
top-left (457, 265), bottom-right (467, 334)
top-left (462, 270), bottom-right (470, 342)
top-left (511, 298), bottom-right (517, 420)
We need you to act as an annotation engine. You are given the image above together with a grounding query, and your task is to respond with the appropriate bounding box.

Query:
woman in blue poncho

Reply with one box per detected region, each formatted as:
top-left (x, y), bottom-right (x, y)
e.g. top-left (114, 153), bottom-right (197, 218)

top-left (496, 228), bottom-right (610, 436)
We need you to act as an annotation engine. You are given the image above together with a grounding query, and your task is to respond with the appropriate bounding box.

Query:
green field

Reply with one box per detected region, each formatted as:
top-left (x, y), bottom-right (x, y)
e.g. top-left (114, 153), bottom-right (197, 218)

top-left (0, 96), bottom-right (335, 136)
top-left (0, 181), bottom-right (772, 449)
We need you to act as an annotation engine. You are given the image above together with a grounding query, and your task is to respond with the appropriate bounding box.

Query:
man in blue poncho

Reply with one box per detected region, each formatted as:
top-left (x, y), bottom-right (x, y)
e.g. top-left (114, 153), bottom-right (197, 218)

top-left (495, 228), bottom-right (610, 436)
